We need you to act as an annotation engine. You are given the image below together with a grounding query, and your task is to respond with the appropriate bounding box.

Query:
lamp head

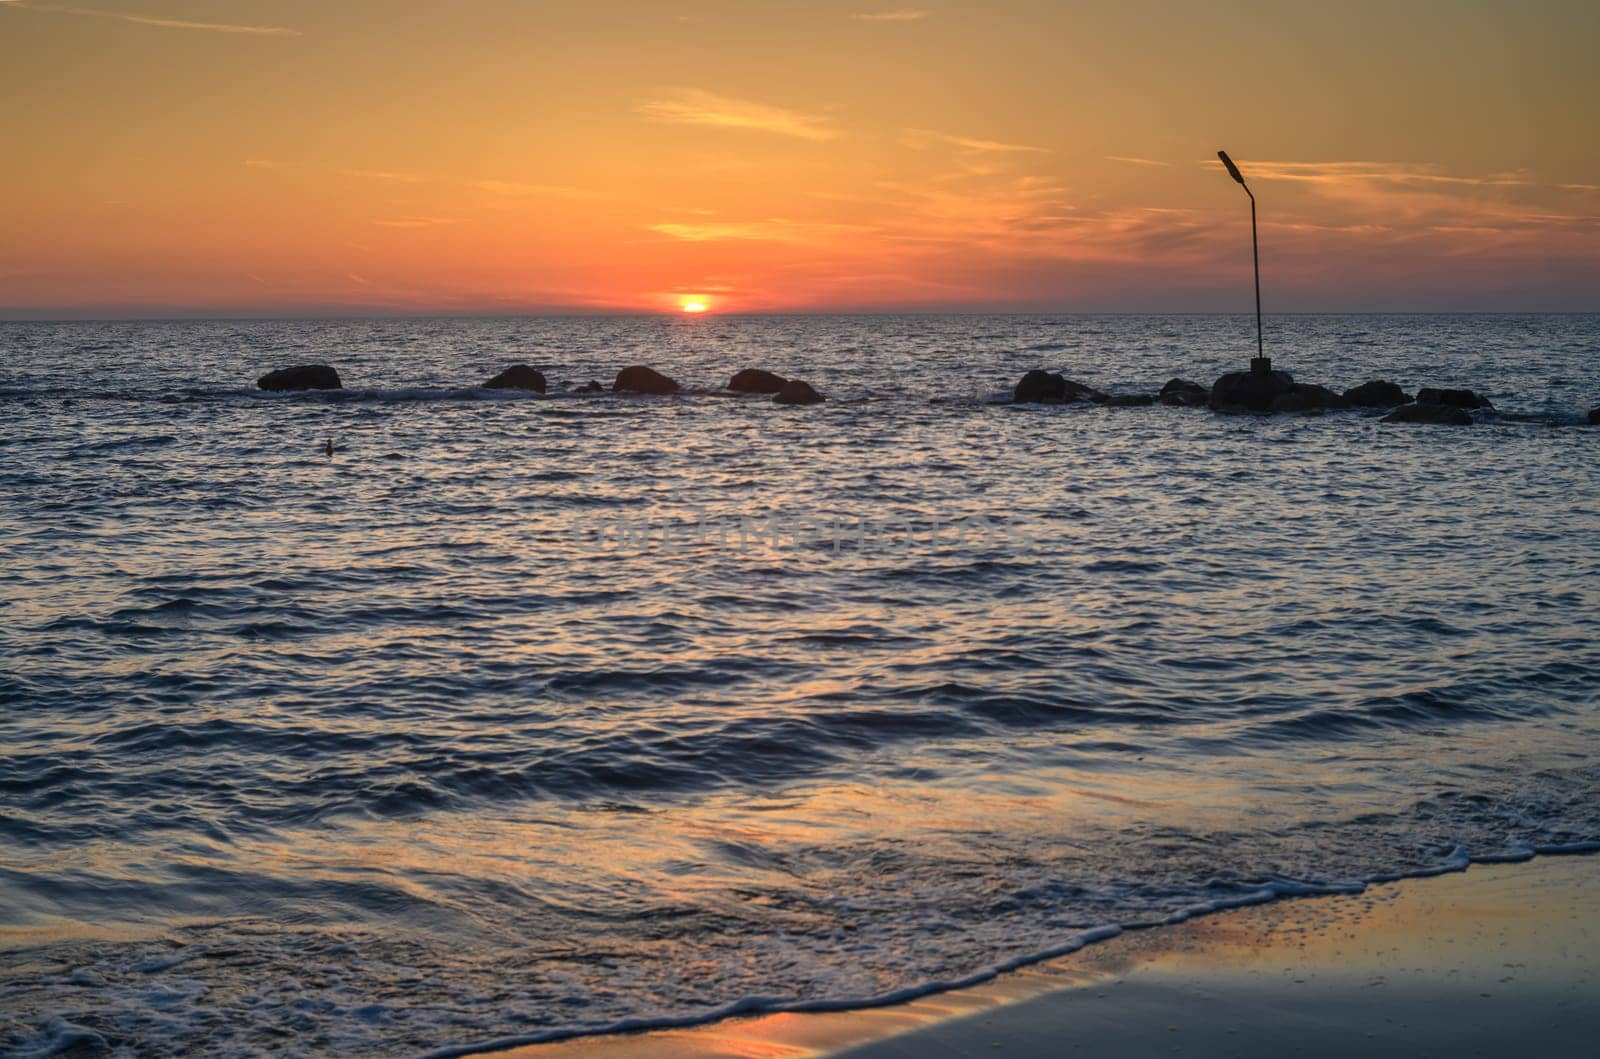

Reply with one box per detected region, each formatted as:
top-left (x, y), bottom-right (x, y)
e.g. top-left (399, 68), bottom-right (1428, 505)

top-left (1217, 150), bottom-right (1246, 186)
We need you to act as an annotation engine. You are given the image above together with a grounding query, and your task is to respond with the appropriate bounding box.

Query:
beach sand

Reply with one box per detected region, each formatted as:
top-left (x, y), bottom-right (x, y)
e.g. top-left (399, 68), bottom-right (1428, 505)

top-left (481, 853), bottom-right (1596, 1058)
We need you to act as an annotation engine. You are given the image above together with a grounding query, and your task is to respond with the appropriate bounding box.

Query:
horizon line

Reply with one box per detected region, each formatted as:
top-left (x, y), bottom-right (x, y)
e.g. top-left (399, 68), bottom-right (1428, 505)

top-left (4, 308), bottom-right (1599, 324)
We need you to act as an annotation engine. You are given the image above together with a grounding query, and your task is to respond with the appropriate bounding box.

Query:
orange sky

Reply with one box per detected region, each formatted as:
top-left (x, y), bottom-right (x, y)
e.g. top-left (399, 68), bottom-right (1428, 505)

top-left (2, 0), bottom-right (1597, 315)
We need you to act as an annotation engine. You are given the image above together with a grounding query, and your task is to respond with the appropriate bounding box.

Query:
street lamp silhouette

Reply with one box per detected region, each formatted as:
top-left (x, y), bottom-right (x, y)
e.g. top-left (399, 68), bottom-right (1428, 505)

top-left (1218, 150), bottom-right (1268, 375)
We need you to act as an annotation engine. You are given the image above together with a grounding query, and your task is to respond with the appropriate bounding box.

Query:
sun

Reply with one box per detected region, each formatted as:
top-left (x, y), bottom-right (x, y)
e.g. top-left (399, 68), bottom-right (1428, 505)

top-left (679, 296), bottom-right (709, 313)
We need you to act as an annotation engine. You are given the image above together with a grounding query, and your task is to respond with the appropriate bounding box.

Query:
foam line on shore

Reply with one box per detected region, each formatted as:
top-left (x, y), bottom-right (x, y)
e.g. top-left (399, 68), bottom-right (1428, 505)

top-left (425, 843), bottom-right (1594, 1059)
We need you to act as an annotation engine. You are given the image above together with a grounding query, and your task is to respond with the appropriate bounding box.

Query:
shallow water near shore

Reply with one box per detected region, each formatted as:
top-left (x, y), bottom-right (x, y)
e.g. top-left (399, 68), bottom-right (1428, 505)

top-left (2, 313), bottom-right (1598, 1057)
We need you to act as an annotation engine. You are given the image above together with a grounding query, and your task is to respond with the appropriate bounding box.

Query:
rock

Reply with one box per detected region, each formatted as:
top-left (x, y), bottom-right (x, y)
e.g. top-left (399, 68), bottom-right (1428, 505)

top-left (1270, 383), bottom-right (1347, 414)
top-left (613, 365), bottom-right (679, 395)
top-left (482, 365), bottom-right (546, 392)
top-left (577, 380), bottom-right (605, 392)
top-left (773, 379), bottom-right (825, 406)
top-left (1104, 393), bottom-right (1155, 407)
top-left (1416, 387), bottom-right (1493, 410)
top-left (1382, 403), bottom-right (1473, 426)
top-left (1343, 380), bottom-right (1411, 407)
top-left (1012, 370), bottom-right (1105, 404)
top-left (1013, 369), bottom-right (1065, 403)
top-left (1158, 378), bottom-right (1208, 406)
top-left (1208, 368), bottom-right (1294, 414)
top-left (257, 364), bottom-right (341, 391)
top-left (728, 368), bottom-right (787, 394)
top-left (1590, 407), bottom-right (1600, 426)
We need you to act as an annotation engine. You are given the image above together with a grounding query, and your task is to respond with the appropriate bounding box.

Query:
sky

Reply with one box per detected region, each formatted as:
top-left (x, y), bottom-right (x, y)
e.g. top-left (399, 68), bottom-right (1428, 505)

top-left (2, 0), bottom-right (1598, 316)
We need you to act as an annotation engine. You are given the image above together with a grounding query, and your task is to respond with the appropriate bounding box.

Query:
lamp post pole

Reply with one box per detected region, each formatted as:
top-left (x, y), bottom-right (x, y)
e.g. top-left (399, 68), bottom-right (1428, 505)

top-left (1218, 150), bottom-right (1268, 375)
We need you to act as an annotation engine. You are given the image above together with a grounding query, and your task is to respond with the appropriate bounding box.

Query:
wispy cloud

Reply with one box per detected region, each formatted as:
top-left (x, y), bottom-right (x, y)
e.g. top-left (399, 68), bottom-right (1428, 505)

top-left (1204, 159), bottom-right (1600, 244)
top-left (3, 2), bottom-right (300, 36)
top-left (904, 129), bottom-right (1048, 154)
top-left (248, 162), bottom-right (597, 201)
top-left (647, 218), bottom-right (870, 243)
top-left (472, 179), bottom-right (600, 200)
top-left (850, 9), bottom-right (929, 21)
top-left (1213, 159), bottom-right (1531, 188)
top-left (638, 89), bottom-right (837, 141)
top-left (340, 168), bottom-right (428, 184)
top-left (864, 173), bottom-right (1085, 255)
top-left (372, 216), bottom-right (456, 229)
top-left (1106, 156), bottom-right (1171, 168)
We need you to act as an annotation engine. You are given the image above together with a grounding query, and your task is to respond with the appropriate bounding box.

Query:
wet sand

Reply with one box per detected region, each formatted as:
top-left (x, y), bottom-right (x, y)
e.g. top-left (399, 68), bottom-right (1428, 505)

top-left (479, 853), bottom-right (1597, 1059)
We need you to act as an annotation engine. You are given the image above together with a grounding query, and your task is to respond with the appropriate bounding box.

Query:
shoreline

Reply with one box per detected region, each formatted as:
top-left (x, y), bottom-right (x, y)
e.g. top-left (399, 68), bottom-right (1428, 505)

top-left (455, 850), bottom-right (1599, 1059)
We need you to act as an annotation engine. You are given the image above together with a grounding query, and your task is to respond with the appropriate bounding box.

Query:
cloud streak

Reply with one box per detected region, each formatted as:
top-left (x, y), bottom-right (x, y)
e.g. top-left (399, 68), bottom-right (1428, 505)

top-left (372, 216), bottom-right (456, 229)
top-left (340, 168), bottom-right (427, 184)
top-left (3, 2), bottom-right (300, 36)
top-left (1203, 159), bottom-right (1600, 248)
top-left (905, 129), bottom-right (1048, 154)
top-left (1213, 159), bottom-right (1531, 188)
top-left (647, 218), bottom-right (871, 243)
top-left (473, 179), bottom-right (600, 200)
top-left (850, 9), bottom-right (929, 21)
top-left (639, 89), bottom-right (837, 141)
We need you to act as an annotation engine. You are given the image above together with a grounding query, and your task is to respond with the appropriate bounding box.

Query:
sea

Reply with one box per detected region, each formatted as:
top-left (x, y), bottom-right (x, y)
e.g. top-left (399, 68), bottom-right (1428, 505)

top-left (1, 313), bottom-right (1597, 1057)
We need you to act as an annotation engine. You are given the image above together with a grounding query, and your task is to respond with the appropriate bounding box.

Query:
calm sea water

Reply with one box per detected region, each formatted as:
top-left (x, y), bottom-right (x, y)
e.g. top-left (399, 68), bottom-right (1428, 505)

top-left (2, 314), bottom-right (1598, 1057)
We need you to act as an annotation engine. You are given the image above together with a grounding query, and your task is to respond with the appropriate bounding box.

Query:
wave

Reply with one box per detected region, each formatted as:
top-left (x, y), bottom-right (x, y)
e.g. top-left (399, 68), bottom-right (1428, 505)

top-left (405, 841), bottom-right (1597, 1057)
top-left (4, 314), bottom-right (1599, 1057)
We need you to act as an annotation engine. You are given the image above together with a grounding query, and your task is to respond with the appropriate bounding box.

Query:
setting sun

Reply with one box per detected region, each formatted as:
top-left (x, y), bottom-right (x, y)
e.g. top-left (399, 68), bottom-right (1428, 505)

top-left (2, 4), bottom-right (1598, 1059)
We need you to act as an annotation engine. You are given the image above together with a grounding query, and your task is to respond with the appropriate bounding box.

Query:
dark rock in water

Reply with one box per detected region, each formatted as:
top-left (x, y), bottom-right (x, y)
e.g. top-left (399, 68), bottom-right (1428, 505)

top-left (729, 368), bottom-right (787, 394)
top-left (1589, 407), bottom-right (1600, 426)
top-left (1382, 403), bottom-right (1473, 426)
top-left (773, 379), bottom-right (825, 406)
top-left (1158, 378), bottom-right (1208, 406)
top-left (1416, 387), bottom-right (1493, 410)
top-left (1105, 393), bottom-right (1155, 407)
top-left (1208, 368), bottom-right (1294, 414)
top-left (1013, 370), bottom-right (1105, 404)
top-left (482, 365), bottom-right (546, 392)
top-left (257, 364), bottom-right (341, 391)
top-left (1343, 380), bottom-right (1411, 407)
top-left (577, 380), bottom-right (605, 393)
top-left (1270, 383), bottom-right (1347, 414)
top-left (613, 365), bottom-right (679, 395)
top-left (1014, 369), bottom-right (1065, 403)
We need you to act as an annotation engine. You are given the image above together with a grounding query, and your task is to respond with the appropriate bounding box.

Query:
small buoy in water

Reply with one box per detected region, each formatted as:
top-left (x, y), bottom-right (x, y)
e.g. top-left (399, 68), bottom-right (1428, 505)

top-left (323, 437), bottom-right (335, 458)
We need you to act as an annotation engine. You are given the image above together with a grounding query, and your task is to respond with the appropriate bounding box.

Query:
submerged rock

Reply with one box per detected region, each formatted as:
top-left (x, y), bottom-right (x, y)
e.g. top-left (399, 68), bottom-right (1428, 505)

top-left (1208, 368), bottom-right (1294, 414)
top-left (1416, 387), bottom-right (1493, 410)
top-left (773, 379), bottom-right (825, 405)
top-left (1104, 393), bottom-right (1155, 407)
top-left (1158, 378), bottom-right (1209, 407)
top-left (1013, 370), bottom-right (1105, 404)
top-left (1343, 380), bottom-right (1411, 407)
top-left (577, 380), bottom-right (605, 392)
top-left (1271, 383), bottom-right (1347, 414)
top-left (1382, 403), bottom-right (1473, 426)
top-left (613, 365), bottom-right (680, 395)
top-left (1590, 407), bottom-right (1600, 426)
top-left (257, 364), bottom-right (342, 392)
top-left (728, 368), bottom-right (787, 394)
top-left (482, 365), bottom-right (546, 392)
